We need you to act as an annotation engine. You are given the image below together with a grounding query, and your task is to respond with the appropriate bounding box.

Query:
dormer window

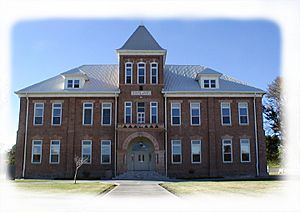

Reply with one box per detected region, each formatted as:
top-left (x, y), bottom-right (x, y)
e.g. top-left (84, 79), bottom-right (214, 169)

top-left (67, 79), bottom-right (80, 89)
top-left (203, 79), bottom-right (216, 88)
top-left (196, 68), bottom-right (222, 89)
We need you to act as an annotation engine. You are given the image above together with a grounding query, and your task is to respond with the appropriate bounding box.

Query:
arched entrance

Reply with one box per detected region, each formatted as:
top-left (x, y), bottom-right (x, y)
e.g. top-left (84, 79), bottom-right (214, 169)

top-left (117, 132), bottom-right (165, 175)
top-left (126, 137), bottom-right (155, 171)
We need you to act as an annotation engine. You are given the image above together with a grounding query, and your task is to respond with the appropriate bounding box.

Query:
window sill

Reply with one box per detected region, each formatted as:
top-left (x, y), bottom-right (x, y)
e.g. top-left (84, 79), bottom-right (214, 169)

top-left (239, 123), bottom-right (249, 126)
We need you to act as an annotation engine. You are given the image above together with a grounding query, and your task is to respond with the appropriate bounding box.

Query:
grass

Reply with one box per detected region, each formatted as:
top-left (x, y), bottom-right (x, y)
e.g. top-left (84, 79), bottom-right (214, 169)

top-left (13, 180), bottom-right (116, 195)
top-left (160, 180), bottom-right (285, 196)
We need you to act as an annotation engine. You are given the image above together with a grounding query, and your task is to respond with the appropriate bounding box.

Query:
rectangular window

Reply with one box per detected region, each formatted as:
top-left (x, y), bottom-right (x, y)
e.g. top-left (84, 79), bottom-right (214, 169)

top-left (125, 63), bottom-right (133, 84)
top-left (240, 139), bottom-right (251, 162)
top-left (82, 140), bottom-right (92, 164)
top-left (210, 79), bottom-right (216, 88)
top-left (52, 103), bottom-right (62, 125)
top-left (203, 79), bottom-right (217, 88)
top-left (221, 102), bottom-right (231, 125)
top-left (50, 140), bottom-right (60, 164)
top-left (171, 102), bottom-right (181, 126)
top-left (124, 102), bottom-right (132, 124)
top-left (74, 80), bottom-right (80, 88)
top-left (172, 140), bottom-right (182, 163)
top-left (138, 63), bottom-right (146, 84)
top-left (239, 102), bottom-right (249, 125)
top-left (83, 102), bottom-right (93, 125)
top-left (137, 102), bottom-right (145, 124)
top-left (204, 79), bottom-right (210, 88)
top-left (190, 102), bottom-right (201, 126)
top-left (150, 63), bottom-right (158, 84)
top-left (150, 102), bottom-right (158, 124)
top-left (102, 103), bottom-right (112, 125)
top-left (101, 140), bottom-right (111, 164)
top-left (33, 103), bottom-right (44, 125)
top-left (191, 140), bottom-right (201, 163)
top-left (67, 79), bottom-right (80, 88)
top-left (67, 80), bottom-right (73, 88)
top-left (222, 139), bottom-right (233, 163)
top-left (31, 140), bottom-right (42, 164)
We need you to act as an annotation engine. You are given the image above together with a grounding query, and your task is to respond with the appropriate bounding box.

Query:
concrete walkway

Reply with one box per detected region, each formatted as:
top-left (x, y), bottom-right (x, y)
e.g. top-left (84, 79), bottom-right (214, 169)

top-left (102, 180), bottom-right (176, 198)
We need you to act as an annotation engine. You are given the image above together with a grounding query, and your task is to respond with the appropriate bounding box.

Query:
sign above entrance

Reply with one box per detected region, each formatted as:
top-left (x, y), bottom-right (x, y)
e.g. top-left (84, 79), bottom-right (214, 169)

top-left (131, 91), bottom-right (151, 96)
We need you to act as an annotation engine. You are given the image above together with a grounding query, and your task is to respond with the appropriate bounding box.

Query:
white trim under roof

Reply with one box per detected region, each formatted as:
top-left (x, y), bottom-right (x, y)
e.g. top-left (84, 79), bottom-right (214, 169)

top-left (16, 91), bottom-right (120, 98)
top-left (117, 50), bottom-right (166, 55)
top-left (162, 91), bottom-right (264, 98)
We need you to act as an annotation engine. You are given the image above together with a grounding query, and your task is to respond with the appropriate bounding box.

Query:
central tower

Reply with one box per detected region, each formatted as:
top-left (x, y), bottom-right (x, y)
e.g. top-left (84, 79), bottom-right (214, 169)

top-left (116, 25), bottom-right (167, 175)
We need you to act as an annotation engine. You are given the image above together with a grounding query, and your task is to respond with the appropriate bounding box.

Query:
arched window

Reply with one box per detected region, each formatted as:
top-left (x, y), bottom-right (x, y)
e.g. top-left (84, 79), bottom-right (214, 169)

top-left (125, 62), bottom-right (133, 84)
top-left (150, 62), bottom-right (158, 84)
top-left (137, 62), bottom-right (146, 84)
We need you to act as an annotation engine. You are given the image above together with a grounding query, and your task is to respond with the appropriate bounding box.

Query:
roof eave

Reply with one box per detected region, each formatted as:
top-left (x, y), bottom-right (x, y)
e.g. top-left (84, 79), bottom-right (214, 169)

top-left (116, 49), bottom-right (167, 55)
top-left (161, 90), bottom-right (265, 97)
top-left (15, 90), bottom-right (121, 97)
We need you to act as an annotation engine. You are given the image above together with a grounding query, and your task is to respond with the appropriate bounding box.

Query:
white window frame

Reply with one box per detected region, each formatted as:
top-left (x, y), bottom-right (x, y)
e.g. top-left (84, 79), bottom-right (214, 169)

top-left (150, 101), bottom-right (158, 124)
top-left (222, 139), bottom-right (233, 163)
top-left (137, 102), bottom-right (145, 124)
top-left (101, 140), bottom-right (111, 164)
top-left (150, 62), bottom-right (158, 84)
top-left (137, 62), bottom-right (146, 84)
top-left (201, 77), bottom-right (219, 89)
top-left (221, 102), bottom-right (231, 126)
top-left (190, 102), bottom-right (201, 126)
top-left (81, 140), bottom-right (92, 164)
top-left (124, 101), bottom-right (132, 124)
top-left (31, 140), bottom-right (42, 164)
top-left (49, 140), bottom-right (60, 164)
top-left (171, 140), bottom-right (182, 164)
top-left (33, 102), bottom-right (44, 125)
top-left (191, 140), bottom-right (202, 164)
top-left (171, 102), bottom-right (181, 126)
top-left (66, 79), bottom-right (81, 89)
top-left (238, 102), bottom-right (249, 125)
top-left (51, 102), bottom-right (62, 126)
top-left (82, 102), bottom-right (93, 126)
top-left (125, 62), bottom-right (133, 84)
top-left (101, 102), bottom-right (112, 126)
top-left (240, 139), bottom-right (251, 163)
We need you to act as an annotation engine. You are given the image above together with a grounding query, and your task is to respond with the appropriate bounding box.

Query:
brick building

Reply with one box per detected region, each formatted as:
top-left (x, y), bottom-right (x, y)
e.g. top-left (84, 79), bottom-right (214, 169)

top-left (15, 25), bottom-right (268, 179)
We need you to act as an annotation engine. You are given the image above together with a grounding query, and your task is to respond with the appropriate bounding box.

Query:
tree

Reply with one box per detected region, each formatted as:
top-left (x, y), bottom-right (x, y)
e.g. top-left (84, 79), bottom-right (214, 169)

top-left (6, 144), bottom-right (16, 165)
top-left (263, 77), bottom-right (283, 166)
top-left (74, 155), bottom-right (88, 184)
top-left (263, 77), bottom-right (282, 137)
top-left (265, 135), bottom-right (281, 163)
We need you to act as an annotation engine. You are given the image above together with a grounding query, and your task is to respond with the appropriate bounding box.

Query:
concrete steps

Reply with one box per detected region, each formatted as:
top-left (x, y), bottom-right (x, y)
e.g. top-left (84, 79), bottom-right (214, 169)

top-left (114, 171), bottom-right (170, 181)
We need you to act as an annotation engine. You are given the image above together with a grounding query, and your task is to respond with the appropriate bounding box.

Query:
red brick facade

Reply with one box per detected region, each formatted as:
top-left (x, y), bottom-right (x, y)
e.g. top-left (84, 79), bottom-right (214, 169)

top-left (15, 26), bottom-right (267, 179)
top-left (15, 62), bottom-right (267, 179)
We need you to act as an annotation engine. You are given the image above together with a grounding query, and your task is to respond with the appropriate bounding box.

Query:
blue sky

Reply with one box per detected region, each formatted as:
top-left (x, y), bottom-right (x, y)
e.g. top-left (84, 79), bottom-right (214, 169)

top-left (11, 19), bottom-right (280, 142)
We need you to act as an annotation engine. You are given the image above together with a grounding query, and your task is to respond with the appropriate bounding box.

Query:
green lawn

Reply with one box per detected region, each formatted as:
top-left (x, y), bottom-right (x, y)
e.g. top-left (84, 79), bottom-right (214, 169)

top-left (13, 180), bottom-right (116, 195)
top-left (160, 180), bottom-right (285, 196)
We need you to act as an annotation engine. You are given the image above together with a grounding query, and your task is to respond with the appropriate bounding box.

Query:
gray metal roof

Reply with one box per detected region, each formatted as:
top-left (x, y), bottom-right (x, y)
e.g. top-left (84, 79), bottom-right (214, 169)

top-left (164, 65), bottom-right (264, 93)
top-left (118, 25), bottom-right (165, 51)
top-left (199, 68), bottom-right (222, 75)
top-left (16, 64), bottom-right (264, 95)
top-left (16, 65), bottom-right (119, 94)
top-left (61, 67), bottom-right (86, 76)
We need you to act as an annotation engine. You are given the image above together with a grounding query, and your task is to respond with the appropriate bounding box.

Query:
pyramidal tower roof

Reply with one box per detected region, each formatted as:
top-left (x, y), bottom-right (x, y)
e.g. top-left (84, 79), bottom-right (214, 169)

top-left (118, 25), bottom-right (165, 51)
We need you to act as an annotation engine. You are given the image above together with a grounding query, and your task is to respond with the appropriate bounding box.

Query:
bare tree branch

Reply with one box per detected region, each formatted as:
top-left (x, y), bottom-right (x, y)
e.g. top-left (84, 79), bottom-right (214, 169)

top-left (73, 155), bottom-right (88, 184)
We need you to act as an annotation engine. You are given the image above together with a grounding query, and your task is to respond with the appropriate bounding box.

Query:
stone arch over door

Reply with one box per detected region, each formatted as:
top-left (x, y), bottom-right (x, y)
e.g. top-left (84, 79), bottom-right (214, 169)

top-left (122, 132), bottom-right (159, 151)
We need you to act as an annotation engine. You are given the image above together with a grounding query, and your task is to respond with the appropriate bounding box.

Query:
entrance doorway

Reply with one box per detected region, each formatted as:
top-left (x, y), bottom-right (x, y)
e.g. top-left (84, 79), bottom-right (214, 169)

top-left (127, 139), bottom-right (155, 171)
